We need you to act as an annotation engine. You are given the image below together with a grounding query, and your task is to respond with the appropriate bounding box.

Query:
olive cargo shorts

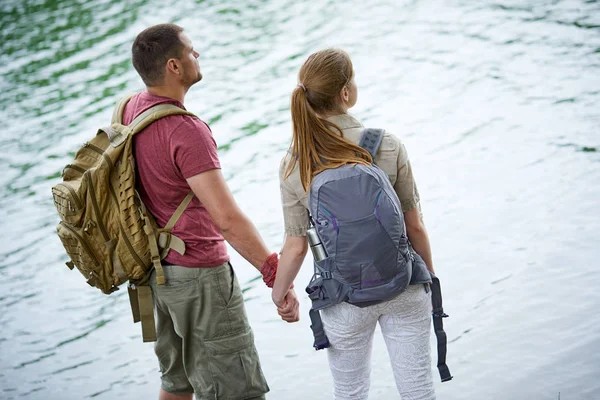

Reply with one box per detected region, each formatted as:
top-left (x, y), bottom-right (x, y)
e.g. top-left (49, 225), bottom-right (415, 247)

top-left (149, 262), bottom-right (269, 399)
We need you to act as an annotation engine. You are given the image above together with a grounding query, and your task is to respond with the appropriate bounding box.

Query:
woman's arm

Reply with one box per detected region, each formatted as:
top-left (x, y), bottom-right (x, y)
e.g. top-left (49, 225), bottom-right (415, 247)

top-left (388, 140), bottom-right (435, 274)
top-left (272, 235), bottom-right (309, 306)
top-left (404, 208), bottom-right (435, 274)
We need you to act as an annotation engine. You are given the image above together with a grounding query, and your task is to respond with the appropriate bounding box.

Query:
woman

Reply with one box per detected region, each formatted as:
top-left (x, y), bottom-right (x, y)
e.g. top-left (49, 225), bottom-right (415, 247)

top-left (272, 48), bottom-right (437, 400)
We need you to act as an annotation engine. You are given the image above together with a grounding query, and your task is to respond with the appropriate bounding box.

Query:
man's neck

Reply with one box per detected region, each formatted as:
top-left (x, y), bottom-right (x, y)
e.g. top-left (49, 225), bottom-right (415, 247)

top-left (146, 84), bottom-right (188, 105)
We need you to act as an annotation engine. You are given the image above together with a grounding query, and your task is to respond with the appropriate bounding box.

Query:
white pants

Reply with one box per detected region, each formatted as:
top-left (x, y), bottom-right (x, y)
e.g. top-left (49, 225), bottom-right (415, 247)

top-left (321, 284), bottom-right (435, 400)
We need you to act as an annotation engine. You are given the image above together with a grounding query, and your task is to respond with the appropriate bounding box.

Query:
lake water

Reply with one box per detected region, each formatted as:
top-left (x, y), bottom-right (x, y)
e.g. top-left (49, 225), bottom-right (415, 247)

top-left (1, 0), bottom-right (599, 399)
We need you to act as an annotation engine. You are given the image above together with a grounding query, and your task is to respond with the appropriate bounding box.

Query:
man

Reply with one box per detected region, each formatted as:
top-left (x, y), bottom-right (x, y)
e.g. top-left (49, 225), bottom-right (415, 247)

top-left (127, 24), bottom-right (299, 400)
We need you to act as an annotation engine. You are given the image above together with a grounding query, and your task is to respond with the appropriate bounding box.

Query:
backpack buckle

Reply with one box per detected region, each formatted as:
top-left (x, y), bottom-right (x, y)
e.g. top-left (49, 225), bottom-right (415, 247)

top-left (433, 307), bottom-right (449, 318)
top-left (321, 271), bottom-right (332, 280)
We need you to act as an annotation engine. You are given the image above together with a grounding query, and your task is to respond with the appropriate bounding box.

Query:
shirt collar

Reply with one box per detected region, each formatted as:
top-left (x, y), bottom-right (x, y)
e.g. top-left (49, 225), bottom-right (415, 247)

top-left (325, 113), bottom-right (363, 131)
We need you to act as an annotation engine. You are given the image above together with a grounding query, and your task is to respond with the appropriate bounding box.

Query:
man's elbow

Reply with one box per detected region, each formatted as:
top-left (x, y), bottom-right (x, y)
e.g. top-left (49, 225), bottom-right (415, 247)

top-left (214, 210), bottom-right (241, 234)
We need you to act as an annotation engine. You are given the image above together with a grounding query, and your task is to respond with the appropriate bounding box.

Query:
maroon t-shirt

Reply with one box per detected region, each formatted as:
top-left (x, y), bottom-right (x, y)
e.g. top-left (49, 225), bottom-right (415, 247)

top-left (123, 91), bottom-right (229, 267)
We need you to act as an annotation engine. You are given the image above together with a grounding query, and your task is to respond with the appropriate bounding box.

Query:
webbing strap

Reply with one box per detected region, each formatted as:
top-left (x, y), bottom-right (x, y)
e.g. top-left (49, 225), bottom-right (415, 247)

top-left (144, 215), bottom-right (165, 285)
top-left (155, 192), bottom-right (193, 259)
top-left (358, 128), bottom-right (385, 159)
top-left (431, 275), bottom-right (453, 382)
top-left (137, 285), bottom-right (157, 342)
top-left (128, 285), bottom-right (141, 323)
top-left (158, 233), bottom-right (185, 258)
top-left (164, 192), bottom-right (194, 231)
top-left (308, 309), bottom-right (330, 350)
top-left (136, 189), bottom-right (189, 281)
top-left (112, 93), bottom-right (135, 125)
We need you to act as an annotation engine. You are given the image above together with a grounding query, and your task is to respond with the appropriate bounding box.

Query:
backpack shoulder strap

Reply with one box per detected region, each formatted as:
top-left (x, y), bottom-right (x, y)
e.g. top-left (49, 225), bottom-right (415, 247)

top-left (358, 128), bottom-right (385, 159)
top-left (128, 104), bottom-right (196, 136)
top-left (108, 103), bottom-right (196, 147)
top-left (112, 93), bottom-right (136, 125)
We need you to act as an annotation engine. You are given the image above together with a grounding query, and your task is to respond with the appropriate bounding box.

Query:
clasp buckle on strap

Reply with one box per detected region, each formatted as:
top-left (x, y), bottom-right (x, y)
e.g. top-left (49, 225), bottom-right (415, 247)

top-left (321, 271), bottom-right (332, 280)
top-left (433, 307), bottom-right (449, 319)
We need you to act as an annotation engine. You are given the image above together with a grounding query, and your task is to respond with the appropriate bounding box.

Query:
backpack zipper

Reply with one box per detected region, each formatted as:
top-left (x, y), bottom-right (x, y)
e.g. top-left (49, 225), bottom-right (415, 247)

top-left (83, 141), bottom-right (106, 155)
top-left (62, 164), bottom-right (86, 177)
top-left (60, 222), bottom-right (100, 267)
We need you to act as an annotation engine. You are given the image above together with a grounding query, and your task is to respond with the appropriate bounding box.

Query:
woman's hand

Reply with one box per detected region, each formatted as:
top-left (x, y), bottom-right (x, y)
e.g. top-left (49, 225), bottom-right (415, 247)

top-left (273, 288), bottom-right (300, 323)
top-left (272, 235), bottom-right (308, 323)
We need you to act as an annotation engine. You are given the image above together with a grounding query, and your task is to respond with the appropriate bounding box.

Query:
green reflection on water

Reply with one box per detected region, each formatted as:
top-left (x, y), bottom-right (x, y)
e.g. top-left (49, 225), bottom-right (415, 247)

top-left (218, 120), bottom-right (269, 151)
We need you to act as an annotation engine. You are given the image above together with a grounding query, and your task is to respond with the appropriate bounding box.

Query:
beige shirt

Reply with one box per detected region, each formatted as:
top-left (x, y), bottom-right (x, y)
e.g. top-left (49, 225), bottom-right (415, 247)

top-left (279, 114), bottom-right (421, 236)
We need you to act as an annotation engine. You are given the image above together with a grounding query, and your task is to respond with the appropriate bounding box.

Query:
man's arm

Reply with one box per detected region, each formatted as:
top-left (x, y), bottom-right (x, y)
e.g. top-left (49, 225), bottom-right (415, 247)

top-left (404, 208), bottom-right (435, 274)
top-left (186, 168), bottom-right (269, 270)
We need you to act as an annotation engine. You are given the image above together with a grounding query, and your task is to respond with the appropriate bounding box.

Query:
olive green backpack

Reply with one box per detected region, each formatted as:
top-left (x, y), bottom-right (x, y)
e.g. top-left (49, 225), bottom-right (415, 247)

top-left (52, 94), bottom-right (195, 342)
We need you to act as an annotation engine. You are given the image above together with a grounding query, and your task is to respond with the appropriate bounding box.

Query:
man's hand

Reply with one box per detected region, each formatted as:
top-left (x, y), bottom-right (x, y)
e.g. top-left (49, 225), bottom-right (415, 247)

top-left (273, 288), bottom-right (300, 323)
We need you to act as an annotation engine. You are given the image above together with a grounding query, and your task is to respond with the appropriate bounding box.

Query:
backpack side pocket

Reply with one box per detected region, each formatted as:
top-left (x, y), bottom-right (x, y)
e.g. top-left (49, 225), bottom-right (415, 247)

top-left (56, 222), bottom-right (114, 294)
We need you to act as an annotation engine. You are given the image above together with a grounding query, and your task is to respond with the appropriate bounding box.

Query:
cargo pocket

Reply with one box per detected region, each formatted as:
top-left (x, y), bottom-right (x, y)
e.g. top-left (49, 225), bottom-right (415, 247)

top-left (215, 262), bottom-right (239, 308)
top-left (205, 329), bottom-right (269, 399)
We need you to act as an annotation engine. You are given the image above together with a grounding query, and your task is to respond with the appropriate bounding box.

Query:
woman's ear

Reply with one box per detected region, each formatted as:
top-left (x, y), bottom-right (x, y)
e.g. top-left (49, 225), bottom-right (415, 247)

top-left (340, 86), bottom-right (349, 104)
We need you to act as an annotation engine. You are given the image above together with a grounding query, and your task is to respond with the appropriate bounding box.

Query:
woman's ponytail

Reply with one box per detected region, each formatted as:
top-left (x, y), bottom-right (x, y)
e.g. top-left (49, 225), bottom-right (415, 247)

top-left (285, 49), bottom-right (373, 191)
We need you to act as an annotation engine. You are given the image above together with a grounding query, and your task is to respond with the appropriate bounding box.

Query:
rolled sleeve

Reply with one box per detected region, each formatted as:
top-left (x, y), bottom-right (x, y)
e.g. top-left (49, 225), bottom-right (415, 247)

top-left (279, 158), bottom-right (309, 236)
top-left (393, 143), bottom-right (422, 214)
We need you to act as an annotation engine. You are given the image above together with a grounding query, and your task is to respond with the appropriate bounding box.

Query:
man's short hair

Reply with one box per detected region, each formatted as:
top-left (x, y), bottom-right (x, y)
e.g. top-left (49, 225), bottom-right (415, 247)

top-left (132, 24), bottom-right (185, 86)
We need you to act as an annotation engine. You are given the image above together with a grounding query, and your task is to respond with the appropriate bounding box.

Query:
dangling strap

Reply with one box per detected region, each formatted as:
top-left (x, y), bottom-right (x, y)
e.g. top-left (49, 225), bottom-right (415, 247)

top-left (358, 128), bottom-right (385, 159)
top-left (308, 309), bottom-right (330, 350)
top-left (127, 283), bottom-right (157, 342)
top-left (137, 285), bottom-right (157, 342)
top-left (127, 269), bottom-right (158, 342)
top-left (431, 275), bottom-right (453, 382)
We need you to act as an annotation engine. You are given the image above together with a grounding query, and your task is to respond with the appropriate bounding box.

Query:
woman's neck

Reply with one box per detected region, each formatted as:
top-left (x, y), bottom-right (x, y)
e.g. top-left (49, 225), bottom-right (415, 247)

top-left (319, 107), bottom-right (348, 119)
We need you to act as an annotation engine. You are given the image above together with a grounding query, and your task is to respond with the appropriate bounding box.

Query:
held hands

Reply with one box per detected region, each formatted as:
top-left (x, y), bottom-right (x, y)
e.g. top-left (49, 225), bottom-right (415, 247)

top-left (274, 288), bottom-right (300, 323)
top-left (261, 252), bottom-right (300, 323)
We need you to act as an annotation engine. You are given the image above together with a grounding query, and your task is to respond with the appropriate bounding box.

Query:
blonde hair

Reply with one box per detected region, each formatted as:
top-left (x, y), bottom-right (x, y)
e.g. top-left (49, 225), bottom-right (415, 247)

top-left (285, 48), bottom-right (372, 191)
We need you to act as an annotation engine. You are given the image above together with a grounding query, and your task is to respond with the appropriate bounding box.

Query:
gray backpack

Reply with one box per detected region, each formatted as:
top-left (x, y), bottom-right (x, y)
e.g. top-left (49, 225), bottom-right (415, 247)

top-left (306, 130), bottom-right (413, 310)
top-left (305, 128), bottom-right (452, 382)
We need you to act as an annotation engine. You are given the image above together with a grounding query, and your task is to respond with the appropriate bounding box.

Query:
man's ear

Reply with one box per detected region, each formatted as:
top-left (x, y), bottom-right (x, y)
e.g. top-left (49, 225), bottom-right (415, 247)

top-left (166, 58), bottom-right (181, 75)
